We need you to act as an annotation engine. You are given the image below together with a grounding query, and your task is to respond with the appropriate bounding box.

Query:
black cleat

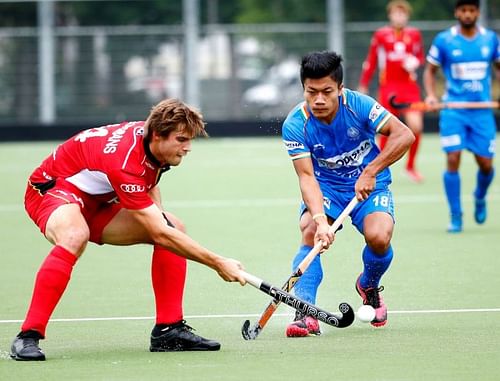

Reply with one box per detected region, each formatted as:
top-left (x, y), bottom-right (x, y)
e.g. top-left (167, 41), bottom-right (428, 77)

top-left (10, 331), bottom-right (46, 361)
top-left (150, 320), bottom-right (221, 352)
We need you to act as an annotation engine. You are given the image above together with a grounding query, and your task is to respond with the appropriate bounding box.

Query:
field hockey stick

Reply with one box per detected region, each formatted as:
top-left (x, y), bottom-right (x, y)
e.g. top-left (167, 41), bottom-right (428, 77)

top-left (241, 271), bottom-right (354, 329)
top-left (241, 196), bottom-right (359, 340)
top-left (389, 95), bottom-right (500, 112)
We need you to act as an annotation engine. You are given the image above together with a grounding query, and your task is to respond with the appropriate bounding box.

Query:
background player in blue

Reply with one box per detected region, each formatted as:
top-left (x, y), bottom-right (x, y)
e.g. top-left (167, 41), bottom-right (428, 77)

top-left (423, 0), bottom-right (500, 233)
top-left (282, 51), bottom-right (414, 337)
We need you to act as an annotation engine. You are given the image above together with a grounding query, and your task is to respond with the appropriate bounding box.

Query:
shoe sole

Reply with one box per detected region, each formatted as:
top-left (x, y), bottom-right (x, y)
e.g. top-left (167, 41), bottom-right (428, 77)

top-left (150, 344), bottom-right (221, 352)
top-left (10, 353), bottom-right (46, 361)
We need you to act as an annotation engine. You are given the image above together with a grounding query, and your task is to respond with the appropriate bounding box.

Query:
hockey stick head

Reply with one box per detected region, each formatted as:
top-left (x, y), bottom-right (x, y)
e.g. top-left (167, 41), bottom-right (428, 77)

top-left (241, 320), bottom-right (261, 340)
top-left (336, 302), bottom-right (355, 328)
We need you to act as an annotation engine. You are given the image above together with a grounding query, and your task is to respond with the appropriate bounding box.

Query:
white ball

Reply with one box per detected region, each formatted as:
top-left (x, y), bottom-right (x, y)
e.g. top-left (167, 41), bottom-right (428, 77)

top-left (357, 305), bottom-right (376, 323)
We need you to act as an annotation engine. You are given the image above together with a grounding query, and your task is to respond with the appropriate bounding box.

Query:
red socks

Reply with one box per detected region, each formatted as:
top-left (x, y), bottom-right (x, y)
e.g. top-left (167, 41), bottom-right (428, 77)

top-left (21, 245), bottom-right (77, 337)
top-left (151, 246), bottom-right (187, 325)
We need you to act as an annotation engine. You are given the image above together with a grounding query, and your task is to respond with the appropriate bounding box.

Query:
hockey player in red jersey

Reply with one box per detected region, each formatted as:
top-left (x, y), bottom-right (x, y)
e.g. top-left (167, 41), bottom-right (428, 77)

top-left (358, 0), bottom-right (425, 182)
top-left (11, 99), bottom-right (246, 361)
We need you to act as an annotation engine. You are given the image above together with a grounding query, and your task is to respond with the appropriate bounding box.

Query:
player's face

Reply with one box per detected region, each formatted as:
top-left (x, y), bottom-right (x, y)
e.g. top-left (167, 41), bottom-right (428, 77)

top-left (150, 128), bottom-right (193, 167)
top-left (303, 76), bottom-right (343, 124)
top-left (455, 5), bottom-right (479, 29)
top-left (388, 7), bottom-right (409, 29)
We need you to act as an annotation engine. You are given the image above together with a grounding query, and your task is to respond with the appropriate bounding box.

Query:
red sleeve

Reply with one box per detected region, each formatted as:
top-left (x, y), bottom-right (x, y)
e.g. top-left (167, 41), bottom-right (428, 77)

top-left (359, 31), bottom-right (380, 87)
top-left (107, 169), bottom-right (154, 210)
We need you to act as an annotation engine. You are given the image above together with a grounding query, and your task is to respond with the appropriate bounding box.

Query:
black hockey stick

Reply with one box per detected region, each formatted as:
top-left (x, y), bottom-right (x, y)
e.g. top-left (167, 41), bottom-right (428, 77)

top-left (241, 271), bottom-right (354, 333)
top-left (241, 197), bottom-right (358, 340)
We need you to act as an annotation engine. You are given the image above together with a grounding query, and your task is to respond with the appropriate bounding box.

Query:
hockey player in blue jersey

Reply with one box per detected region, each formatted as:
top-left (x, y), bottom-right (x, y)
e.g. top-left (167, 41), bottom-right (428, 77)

top-left (423, 0), bottom-right (500, 233)
top-left (281, 51), bottom-right (414, 336)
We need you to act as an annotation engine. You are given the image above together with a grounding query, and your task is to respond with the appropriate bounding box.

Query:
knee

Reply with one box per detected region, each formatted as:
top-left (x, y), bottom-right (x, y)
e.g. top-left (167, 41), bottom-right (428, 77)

top-left (364, 230), bottom-right (392, 254)
top-left (54, 226), bottom-right (90, 257)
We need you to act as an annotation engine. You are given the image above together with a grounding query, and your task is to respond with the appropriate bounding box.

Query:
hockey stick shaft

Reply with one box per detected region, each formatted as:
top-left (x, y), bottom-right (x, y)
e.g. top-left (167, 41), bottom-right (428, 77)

top-left (241, 271), bottom-right (353, 327)
top-left (243, 197), bottom-right (358, 338)
top-left (389, 95), bottom-right (500, 112)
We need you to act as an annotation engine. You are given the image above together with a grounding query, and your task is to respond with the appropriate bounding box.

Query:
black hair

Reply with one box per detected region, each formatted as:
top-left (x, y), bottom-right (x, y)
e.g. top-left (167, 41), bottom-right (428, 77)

top-left (300, 51), bottom-right (343, 87)
top-left (455, 0), bottom-right (479, 8)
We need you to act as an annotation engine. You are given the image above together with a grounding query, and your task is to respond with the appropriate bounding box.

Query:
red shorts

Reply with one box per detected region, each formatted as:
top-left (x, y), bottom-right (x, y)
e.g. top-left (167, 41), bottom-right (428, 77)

top-left (24, 178), bottom-right (122, 244)
top-left (379, 82), bottom-right (421, 115)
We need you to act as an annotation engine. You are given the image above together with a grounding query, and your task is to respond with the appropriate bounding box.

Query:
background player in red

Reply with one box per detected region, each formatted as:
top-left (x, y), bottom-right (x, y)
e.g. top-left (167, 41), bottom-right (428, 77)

top-left (358, 0), bottom-right (425, 182)
top-left (10, 98), bottom-right (246, 361)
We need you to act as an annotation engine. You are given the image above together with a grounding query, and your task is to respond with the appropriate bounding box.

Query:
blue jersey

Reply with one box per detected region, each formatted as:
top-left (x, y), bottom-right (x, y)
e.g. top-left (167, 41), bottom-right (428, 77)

top-left (282, 88), bottom-right (392, 192)
top-left (427, 26), bottom-right (500, 102)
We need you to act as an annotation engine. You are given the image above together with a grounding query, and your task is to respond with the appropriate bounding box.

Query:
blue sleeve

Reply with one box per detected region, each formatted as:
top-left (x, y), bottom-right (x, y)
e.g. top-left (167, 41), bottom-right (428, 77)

top-left (493, 32), bottom-right (500, 62)
top-left (282, 115), bottom-right (310, 159)
top-left (427, 32), bottom-right (445, 67)
top-left (350, 91), bottom-right (391, 134)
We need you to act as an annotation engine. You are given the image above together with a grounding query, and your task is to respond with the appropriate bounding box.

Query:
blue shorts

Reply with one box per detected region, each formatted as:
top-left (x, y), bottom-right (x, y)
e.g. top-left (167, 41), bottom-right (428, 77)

top-left (439, 109), bottom-right (497, 158)
top-left (299, 185), bottom-right (395, 234)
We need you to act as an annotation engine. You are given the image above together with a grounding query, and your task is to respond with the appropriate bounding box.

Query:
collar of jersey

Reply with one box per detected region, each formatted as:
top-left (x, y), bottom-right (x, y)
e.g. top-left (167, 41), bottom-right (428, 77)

top-left (143, 136), bottom-right (170, 172)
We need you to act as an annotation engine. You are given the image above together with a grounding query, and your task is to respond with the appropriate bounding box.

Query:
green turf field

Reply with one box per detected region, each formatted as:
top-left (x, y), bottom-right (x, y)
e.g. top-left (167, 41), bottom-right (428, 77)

top-left (1, 134), bottom-right (499, 380)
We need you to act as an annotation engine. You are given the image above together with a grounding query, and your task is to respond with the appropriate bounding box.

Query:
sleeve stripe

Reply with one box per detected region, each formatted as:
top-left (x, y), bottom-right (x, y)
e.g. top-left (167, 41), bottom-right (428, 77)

top-left (291, 152), bottom-right (311, 160)
top-left (375, 113), bottom-right (392, 133)
top-left (426, 55), bottom-right (440, 67)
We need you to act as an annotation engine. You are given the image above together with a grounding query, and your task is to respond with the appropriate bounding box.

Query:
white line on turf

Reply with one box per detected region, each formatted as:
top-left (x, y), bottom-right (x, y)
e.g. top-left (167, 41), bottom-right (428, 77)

top-left (1, 308), bottom-right (500, 324)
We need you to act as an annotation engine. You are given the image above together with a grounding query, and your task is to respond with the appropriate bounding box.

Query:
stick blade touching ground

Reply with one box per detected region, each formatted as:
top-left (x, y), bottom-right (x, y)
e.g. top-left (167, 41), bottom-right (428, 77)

top-left (241, 320), bottom-right (261, 340)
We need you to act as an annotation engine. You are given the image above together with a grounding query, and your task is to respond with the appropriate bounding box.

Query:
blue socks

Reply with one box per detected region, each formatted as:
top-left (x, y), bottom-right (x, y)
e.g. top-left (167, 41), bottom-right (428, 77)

top-left (474, 168), bottom-right (494, 200)
top-left (292, 245), bottom-right (323, 304)
top-left (443, 171), bottom-right (462, 216)
top-left (359, 245), bottom-right (393, 289)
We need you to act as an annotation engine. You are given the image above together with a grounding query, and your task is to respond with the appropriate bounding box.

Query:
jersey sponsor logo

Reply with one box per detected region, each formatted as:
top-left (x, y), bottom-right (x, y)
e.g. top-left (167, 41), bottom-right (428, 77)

top-left (316, 140), bottom-right (372, 169)
top-left (284, 140), bottom-right (305, 150)
top-left (120, 184), bottom-right (146, 193)
top-left (451, 62), bottom-right (488, 81)
top-left (74, 127), bottom-right (108, 142)
top-left (368, 103), bottom-right (384, 122)
top-left (104, 126), bottom-right (128, 154)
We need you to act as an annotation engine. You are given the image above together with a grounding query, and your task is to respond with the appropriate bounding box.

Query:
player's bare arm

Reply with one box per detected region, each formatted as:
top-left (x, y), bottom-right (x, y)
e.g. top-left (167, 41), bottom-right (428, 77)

top-left (356, 116), bottom-right (414, 200)
top-left (292, 157), bottom-right (334, 248)
top-left (131, 204), bottom-right (246, 285)
top-left (423, 62), bottom-right (440, 105)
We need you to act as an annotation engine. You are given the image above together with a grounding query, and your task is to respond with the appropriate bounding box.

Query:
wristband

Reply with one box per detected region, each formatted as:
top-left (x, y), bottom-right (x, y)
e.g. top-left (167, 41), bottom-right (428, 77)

top-left (312, 213), bottom-right (327, 221)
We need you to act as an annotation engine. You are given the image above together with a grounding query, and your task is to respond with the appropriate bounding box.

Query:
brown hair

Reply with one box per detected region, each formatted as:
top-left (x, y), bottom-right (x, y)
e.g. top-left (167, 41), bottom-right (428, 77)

top-left (144, 98), bottom-right (208, 139)
top-left (386, 0), bottom-right (412, 15)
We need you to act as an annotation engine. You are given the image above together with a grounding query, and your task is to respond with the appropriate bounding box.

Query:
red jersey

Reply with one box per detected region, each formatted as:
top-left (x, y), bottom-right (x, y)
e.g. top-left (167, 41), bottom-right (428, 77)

top-left (29, 121), bottom-right (167, 211)
top-left (359, 26), bottom-right (424, 87)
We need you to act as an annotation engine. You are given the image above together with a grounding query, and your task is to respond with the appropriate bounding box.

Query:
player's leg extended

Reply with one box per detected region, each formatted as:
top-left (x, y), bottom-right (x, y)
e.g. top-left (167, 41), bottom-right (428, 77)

top-left (473, 155), bottom-right (494, 224)
top-left (286, 212), bottom-right (323, 337)
top-left (100, 208), bottom-right (220, 351)
top-left (468, 113), bottom-right (496, 225)
top-left (403, 110), bottom-right (424, 182)
top-left (352, 191), bottom-right (394, 327)
top-left (444, 151), bottom-right (463, 233)
top-left (12, 203), bottom-right (89, 361)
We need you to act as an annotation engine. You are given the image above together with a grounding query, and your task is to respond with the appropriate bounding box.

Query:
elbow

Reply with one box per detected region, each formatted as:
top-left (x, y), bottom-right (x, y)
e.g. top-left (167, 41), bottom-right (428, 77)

top-left (406, 128), bottom-right (416, 148)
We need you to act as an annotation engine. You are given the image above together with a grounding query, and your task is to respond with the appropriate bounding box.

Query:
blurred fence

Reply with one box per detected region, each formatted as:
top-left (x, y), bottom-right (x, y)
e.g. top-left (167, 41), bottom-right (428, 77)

top-left (0, 19), bottom-right (499, 127)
